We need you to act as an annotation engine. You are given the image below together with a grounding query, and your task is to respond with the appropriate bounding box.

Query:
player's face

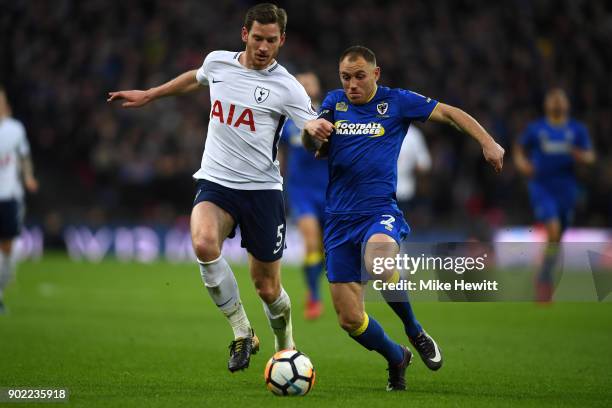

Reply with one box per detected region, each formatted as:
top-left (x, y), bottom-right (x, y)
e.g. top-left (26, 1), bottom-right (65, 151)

top-left (296, 73), bottom-right (321, 101)
top-left (339, 56), bottom-right (380, 105)
top-left (241, 21), bottom-right (285, 70)
top-left (544, 89), bottom-right (570, 119)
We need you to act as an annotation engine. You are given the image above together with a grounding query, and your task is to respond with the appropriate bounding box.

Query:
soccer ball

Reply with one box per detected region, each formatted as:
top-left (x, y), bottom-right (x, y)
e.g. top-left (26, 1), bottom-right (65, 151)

top-left (264, 350), bottom-right (315, 396)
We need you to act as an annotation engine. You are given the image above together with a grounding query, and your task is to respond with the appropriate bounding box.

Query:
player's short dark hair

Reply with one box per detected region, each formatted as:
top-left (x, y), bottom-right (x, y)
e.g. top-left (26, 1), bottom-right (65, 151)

top-left (244, 3), bottom-right (287, 34)
top-left (339, 46), bottom-right (377, 65)
top-left (545, 87), bottom-right (567, 97)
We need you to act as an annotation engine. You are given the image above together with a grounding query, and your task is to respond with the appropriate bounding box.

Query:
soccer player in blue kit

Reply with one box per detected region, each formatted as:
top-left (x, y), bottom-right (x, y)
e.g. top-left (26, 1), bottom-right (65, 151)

top-left (514, 88), bottom-right (595, 301)
top-left (303, 46), bottom-right (505, 391)
top-left (280, 72), bottom-right (328, 320)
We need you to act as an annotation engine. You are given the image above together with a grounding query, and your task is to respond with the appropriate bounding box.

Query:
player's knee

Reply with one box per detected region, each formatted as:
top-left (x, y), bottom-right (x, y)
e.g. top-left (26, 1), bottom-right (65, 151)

top-left (546, 222), bottom-right (562, 243)
top-left (548, 229), bottom-right (562, 243)
top-left (192, 233), bottom-right (221, 262)
top-left (338, 311), bottom-right (365, 333)
top-left (304, 239), bottom-right (320, 255)
top-left (255, 282), bottom-right (280, 304)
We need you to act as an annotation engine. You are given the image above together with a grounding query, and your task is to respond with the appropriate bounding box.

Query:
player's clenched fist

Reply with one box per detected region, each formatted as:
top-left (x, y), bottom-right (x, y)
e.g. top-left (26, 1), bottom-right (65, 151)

top-left (304, 119), bottom-right (334, 143)
top-left (482, 139), bottom-right (505, 173)
top-left (107, 90), bottom-right (152, 108)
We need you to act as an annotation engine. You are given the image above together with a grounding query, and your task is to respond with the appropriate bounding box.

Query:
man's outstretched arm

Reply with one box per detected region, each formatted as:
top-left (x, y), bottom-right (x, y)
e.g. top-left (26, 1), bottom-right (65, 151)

top-left (107, 70), bottom-right (202, 108)
top-left (428, 103), bottom-right (505, 173)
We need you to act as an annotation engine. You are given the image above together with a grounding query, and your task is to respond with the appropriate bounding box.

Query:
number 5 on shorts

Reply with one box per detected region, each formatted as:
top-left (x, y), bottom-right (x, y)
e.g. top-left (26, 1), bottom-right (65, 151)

top-left (273, 223), bottom-right (285, 254)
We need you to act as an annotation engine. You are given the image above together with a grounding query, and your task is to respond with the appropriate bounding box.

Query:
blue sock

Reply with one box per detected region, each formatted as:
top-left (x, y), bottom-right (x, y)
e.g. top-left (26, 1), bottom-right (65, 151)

top-left (381, 272), bottom-right (422, 339)
top-left (350, 313), bottom-right (404, 365)
top-left (304, 251), bottom-right (324, 301)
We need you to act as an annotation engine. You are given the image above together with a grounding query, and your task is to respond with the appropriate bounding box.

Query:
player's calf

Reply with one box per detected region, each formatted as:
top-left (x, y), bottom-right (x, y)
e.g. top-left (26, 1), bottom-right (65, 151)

top-left (199, 255), bottom-right (258, 372)
top-left (251, 258), bottom-right (295, 351)
top-left (346, 313), bottom-right (413, 390)
top-left (262, 287), bottom-right (294, 351)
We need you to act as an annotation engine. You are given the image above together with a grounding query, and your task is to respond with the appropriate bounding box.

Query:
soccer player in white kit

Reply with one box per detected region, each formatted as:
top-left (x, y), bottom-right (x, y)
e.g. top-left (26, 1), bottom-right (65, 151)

top-left (108, 3), bottom-right (318, 372)
top-left (396, 126), bottom-right (431, 214)
top-left (0, 86), bottom-right (39, 313)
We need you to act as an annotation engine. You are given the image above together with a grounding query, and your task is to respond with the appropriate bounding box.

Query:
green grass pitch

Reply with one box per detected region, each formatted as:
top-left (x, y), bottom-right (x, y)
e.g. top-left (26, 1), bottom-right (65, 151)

top-left (1, 254), bottom-right (611, 407)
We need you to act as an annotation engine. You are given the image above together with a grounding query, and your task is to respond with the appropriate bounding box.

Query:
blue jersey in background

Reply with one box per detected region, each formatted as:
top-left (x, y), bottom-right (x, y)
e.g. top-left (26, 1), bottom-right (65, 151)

top-left (519, 118), bottom-right (592, 226)
top-left (280, 119), bottom-right (328, 221)
top-left (519, 118), bottom-right (591, 183)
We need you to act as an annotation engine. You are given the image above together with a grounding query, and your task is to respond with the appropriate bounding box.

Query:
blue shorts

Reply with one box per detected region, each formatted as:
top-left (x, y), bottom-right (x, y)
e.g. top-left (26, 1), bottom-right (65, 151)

top-left (0, 199), bottom-right (23, 240)
top-left (286, 185), bottom-right (326, 224)
top-left (528, 181), bottom-right (576, 231)
top-left (324, 211), bottom-right (410, 283)
top-left (193, 179), bottom-right (286, 262)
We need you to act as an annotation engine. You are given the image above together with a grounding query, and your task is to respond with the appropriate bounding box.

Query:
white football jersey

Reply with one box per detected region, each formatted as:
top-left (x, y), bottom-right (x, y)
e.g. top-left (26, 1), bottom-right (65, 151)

top-left (194, 51), bottom-right (318, 190)
top-left (396, 125), bottom-right (431, 201)
top-left (0, 117), bottom-right (30, 200)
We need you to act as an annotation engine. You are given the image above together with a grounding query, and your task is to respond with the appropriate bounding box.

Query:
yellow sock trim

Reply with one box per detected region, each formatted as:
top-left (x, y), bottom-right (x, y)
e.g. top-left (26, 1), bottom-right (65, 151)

top-left (304, 251), bottom-right (323, 266)
top-left (350, 313), bottom-right (369, 337)
top-left (386, 270), bottom-right (400, 284)
top-left (545, 245), bottom-right (559, 257)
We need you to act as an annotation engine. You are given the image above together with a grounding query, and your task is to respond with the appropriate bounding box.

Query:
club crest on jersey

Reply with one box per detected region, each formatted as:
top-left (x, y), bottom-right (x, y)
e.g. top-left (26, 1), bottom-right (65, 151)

top-left (336, 102), bottom-right (348, 112)
top-left (254, 86), bottom-right (270, 103)
top-left (376, 102), bottom-right (388, 115)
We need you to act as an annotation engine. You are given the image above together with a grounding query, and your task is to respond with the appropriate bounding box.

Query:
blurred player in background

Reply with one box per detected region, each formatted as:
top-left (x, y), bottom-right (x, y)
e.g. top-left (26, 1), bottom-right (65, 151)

top-left (303, 46), bottom-right (504, 391)
top-left (279, 72), bottom-right (327, 320)
top-left (0, 85), bottom-right (39, 313)
top-left (108, 3), bottom-right (318, 372)
top-left (396, 125), bottom-right (431, 215)
top-left (514, 88), bottom-right (595, 302)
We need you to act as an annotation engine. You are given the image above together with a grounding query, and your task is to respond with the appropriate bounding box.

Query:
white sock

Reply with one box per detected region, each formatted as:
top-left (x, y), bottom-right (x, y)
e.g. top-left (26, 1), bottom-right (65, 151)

top-left (263, 287), bottom-right (294, 351)
top-left (199, 256), bottom-right (252, 339)
top-left (0, 251), bottom-right (16, 301)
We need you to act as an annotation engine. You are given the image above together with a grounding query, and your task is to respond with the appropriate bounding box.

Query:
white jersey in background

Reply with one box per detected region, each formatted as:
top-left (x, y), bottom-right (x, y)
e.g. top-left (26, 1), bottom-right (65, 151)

top-left (396, 125), bottom-right (431, 202)
top-left (0, 117), bottom-right (30, 200)
top-left (194, 51), bottom-right (318, 190)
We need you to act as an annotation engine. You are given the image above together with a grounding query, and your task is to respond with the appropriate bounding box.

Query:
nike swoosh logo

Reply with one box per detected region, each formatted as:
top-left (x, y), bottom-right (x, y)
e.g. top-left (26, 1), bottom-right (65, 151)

top-left (216, 297), bottom-right (233, 308)
top-left (212, 78), bottom-right (223, 83)
top-left (430, 342), bottom-right (442, 363)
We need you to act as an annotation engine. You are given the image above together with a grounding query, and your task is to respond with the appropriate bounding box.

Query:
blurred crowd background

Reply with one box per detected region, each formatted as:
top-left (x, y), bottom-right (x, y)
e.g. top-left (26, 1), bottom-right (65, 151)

top-left (1, 0), bottom-right (611, 238)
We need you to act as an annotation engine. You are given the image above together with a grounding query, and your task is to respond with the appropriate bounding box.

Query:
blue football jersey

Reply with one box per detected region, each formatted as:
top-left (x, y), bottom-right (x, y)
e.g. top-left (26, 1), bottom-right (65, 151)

top-left (320, 86), bottom-right (438, 215)
top-left (280, 119), bottom-right (328, 193)
top-left (519, 118), bottom-right (591, 183)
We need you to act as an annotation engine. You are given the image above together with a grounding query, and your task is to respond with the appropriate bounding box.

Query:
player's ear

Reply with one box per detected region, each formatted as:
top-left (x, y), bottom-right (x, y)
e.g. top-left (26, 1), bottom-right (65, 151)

top-left (279, 33), bottom-right (286, 47)
top-left (241, 27), bottom-right (249, 43)
top-left (374, 66), bottom-right (381, 81)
